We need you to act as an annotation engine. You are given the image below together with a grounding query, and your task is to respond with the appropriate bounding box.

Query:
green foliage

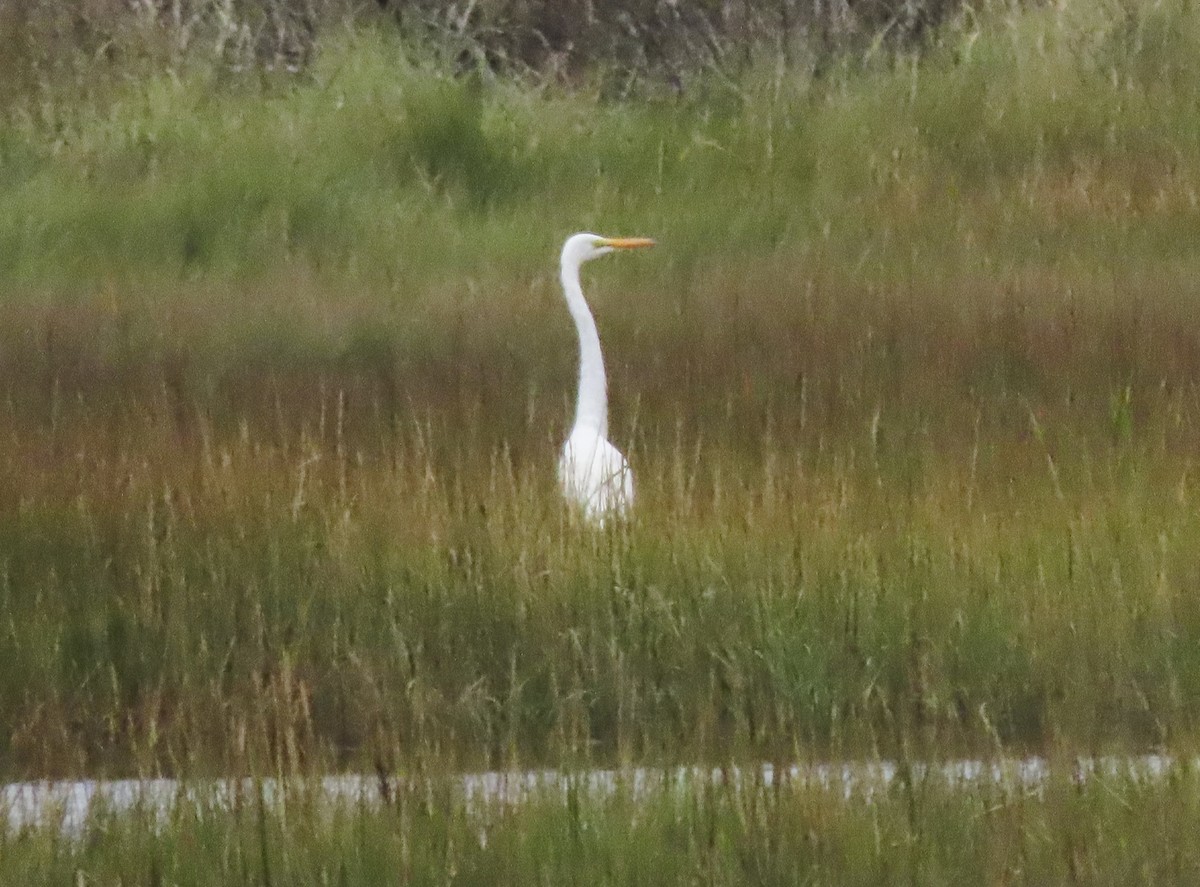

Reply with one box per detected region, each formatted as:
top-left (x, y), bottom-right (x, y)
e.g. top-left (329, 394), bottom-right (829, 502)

top-left (5, 765), bottom-right (1200, 884)
top-left (2, 2), bottom-right (1200, 875)
top-left (0, 0), bottom-right (1199, 810)
top-left (0, 2), bottom-right (1196, 289)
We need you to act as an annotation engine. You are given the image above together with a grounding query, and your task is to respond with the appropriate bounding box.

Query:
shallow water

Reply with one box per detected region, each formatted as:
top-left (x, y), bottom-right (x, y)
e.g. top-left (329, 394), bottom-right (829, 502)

top-left (2, 755), bottom-right (1186, 838)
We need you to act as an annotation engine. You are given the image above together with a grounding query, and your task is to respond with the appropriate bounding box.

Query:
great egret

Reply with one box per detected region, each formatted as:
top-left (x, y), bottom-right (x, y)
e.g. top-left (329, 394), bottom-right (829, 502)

top-left (557, 232), bottom-right (655, 523)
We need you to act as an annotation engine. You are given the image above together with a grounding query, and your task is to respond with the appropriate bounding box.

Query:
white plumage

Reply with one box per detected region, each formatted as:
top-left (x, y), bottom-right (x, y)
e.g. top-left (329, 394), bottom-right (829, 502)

top-left (555, 232), bottom-right (654, 524)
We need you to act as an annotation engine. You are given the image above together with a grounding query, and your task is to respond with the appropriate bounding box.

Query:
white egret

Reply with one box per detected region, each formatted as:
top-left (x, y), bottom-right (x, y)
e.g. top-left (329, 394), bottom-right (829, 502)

top-left (556, 232), bottom-right (655, 523)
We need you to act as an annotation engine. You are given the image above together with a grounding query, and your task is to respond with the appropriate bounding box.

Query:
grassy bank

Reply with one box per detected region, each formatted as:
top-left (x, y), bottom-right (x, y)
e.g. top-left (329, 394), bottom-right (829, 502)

top-left (1, 1), bottom-right (1200, 784)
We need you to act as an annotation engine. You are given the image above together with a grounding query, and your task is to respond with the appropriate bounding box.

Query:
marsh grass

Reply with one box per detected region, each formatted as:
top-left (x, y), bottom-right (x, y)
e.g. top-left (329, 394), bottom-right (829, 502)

top-left (5, 763), bottom-right (1200, 884)
top-left (0, 0), bottom-right (1199, 813)
top-left (4, 265), bottom-right (1200, 779)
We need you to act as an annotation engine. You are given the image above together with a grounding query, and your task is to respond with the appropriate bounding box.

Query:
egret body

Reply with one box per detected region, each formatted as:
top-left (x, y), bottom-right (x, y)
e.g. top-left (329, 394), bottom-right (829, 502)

top-left (556, 232), bottom-right (655, 523)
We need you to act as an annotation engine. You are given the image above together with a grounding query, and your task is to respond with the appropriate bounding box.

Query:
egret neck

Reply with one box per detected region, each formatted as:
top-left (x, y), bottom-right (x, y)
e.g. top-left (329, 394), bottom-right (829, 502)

top-left (560, 252), bottom-right (609, 437)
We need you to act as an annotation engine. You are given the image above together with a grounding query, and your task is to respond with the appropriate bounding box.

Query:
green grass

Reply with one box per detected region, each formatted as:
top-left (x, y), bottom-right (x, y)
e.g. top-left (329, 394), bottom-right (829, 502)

top-left (4, 2), bottom-right (1200, 287)
top-left (2, 0), bottom-right (1200, 877)
top-left (1, 0), bottom-right (1200, 778)
top-left (5, 763), bottom-right (1200, 884)
top-left (5, 412), bottom-right (1200, 777)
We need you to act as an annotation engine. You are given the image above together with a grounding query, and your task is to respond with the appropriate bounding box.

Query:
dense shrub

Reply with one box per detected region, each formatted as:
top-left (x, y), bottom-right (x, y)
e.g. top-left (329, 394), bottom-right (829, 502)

top-left (1, 0), bottom-right (967, 97)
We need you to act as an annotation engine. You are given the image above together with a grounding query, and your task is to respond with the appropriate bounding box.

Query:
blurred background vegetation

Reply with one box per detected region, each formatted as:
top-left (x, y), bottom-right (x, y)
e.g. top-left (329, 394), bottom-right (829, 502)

top-left (0, 0), bottom-right (961, 95)
top-left (1, 0), bottom-right (1200, 788)
top-left (6, 4), bottom-right (1200, 880)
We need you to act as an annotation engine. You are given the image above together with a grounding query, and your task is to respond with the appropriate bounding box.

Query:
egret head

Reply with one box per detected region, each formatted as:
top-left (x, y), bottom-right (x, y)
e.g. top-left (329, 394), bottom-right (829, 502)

top-left (561, 232), bottom-right (655, 271)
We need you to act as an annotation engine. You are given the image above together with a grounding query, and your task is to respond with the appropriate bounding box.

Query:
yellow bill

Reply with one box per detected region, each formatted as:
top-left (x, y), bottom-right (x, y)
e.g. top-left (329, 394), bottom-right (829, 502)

top-left (599, 237), bottom-right (656, 249)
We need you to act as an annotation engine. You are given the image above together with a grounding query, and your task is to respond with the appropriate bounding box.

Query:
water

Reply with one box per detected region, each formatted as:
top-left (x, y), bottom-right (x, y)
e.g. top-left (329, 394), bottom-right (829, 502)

top-left (2, 755), bottom-right (1185, 838)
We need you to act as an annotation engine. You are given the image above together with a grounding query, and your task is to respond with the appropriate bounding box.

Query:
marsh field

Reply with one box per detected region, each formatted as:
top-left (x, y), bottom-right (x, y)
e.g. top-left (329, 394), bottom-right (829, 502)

top-left (4, 0), bottom-right (1200, 881)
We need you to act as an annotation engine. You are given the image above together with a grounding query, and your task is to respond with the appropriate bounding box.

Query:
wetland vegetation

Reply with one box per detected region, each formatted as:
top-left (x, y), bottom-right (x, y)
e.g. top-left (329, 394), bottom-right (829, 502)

top-left (3, 0), bottom-right (1200, 880)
